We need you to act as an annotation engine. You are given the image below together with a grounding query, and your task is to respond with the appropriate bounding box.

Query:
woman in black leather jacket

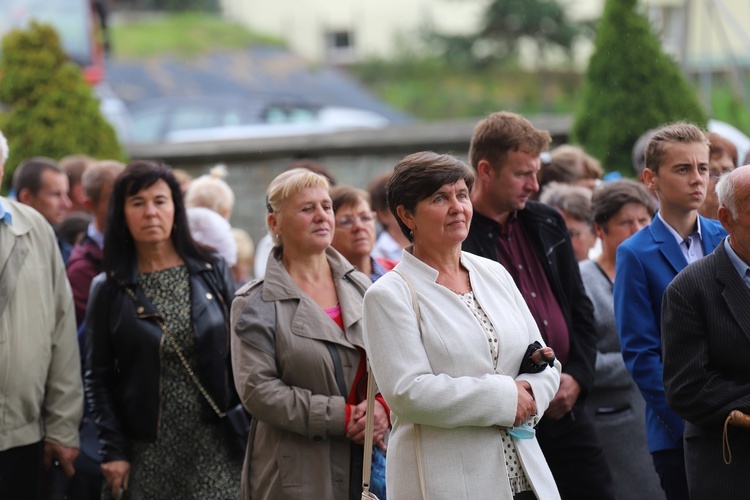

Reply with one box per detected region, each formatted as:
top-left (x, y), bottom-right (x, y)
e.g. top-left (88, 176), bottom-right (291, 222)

top-left (84, 160), bottom-right (241, 499)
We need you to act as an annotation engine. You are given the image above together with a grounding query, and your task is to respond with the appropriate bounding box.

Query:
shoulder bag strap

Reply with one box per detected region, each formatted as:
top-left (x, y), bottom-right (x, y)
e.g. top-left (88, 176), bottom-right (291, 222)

top-left (325, 343), bottom-right (349, 399)
top-left (362, 362), bottom-right (377, 496)
top-left (123, 286), bottom-right (227, 419)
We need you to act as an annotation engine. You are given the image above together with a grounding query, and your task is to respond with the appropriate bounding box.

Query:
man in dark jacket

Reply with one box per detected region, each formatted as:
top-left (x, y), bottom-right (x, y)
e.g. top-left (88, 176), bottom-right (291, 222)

top-left (67, 160), bottom-right (124, 327)
top-left (463, 111), bottom-right (614, 500)
top-left (65, 159), bottom-right (123, 500)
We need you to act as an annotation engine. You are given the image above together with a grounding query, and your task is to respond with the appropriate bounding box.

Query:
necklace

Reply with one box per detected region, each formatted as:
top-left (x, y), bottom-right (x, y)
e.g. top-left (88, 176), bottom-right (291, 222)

top-left (437, 270), bottom-right (472, 295)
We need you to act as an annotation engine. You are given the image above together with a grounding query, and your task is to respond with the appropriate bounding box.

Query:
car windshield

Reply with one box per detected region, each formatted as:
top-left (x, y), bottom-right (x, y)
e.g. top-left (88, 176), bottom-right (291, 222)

top-left (0, 0), bottom-right (92, 66)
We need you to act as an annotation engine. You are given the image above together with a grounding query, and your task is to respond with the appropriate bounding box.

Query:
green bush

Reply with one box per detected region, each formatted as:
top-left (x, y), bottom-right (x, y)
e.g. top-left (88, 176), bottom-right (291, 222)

top-left (0, 22), bottom-right (123, 193)
top-left (572, 0), bottom-right (706, 174)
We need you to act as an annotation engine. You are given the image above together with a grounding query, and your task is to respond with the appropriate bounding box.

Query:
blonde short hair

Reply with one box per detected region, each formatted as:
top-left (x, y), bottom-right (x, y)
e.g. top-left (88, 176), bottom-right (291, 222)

top-left (232, 227), bottom-right (255, 265)
top-left (185, 165), bottom-right (235, 219)
top-left (266, 168), bottom-right (330, 249)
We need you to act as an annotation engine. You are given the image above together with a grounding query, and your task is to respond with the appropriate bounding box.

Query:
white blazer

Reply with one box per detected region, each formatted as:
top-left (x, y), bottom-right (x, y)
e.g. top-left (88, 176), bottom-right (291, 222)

top-left (363, 249), bottom-right (561, 500)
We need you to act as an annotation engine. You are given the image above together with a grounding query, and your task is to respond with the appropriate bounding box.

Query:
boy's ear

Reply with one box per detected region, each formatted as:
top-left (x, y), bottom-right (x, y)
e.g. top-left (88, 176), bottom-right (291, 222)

top-left (642, 168), bottom-right (657, 190)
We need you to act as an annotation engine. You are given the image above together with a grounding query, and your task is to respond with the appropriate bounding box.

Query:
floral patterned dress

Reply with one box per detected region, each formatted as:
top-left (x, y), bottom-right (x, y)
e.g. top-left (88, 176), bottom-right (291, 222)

top-left (105, 266), bottom-right (241, 499)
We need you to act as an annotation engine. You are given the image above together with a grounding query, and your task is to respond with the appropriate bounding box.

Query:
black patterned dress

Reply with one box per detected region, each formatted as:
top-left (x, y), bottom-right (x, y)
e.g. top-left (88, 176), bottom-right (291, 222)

top-left (106, 266), bottom-right (241, 499)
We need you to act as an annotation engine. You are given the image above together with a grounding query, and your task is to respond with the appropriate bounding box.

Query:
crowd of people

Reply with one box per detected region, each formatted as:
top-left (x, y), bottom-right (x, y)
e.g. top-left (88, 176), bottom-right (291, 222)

top-left (1, 109), bottom-right (749, 500)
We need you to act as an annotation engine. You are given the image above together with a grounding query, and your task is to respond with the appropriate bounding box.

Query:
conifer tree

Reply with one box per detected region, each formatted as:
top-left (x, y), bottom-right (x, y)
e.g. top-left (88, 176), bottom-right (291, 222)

top-left (0, 22), bottom-right (123, 192)
top-left (572, 0), bottom-right (706, 174)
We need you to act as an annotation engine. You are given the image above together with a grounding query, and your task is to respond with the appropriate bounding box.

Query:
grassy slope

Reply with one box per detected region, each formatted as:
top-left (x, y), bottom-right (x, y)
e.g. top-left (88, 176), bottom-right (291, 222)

top-left (110, 12), bottom-right (282, 59)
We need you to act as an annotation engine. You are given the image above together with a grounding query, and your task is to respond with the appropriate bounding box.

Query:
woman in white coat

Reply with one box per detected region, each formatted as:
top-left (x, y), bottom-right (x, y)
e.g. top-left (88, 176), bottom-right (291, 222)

top-left (363, 152), bottom-right (561, 500)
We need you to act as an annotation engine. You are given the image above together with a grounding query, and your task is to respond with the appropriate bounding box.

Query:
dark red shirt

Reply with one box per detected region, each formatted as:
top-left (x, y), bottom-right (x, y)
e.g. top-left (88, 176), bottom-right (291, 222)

top-left (495, 213), bottom-right (570, 365)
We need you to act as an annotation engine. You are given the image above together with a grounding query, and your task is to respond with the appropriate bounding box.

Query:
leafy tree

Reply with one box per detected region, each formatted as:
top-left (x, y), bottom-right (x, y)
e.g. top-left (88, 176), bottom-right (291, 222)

top-left (432, 0), bottom-right (582, 67)
top-left (572, 0), bottom-right (706, 174)
top-left (0, 22), bottom-right (123, 192)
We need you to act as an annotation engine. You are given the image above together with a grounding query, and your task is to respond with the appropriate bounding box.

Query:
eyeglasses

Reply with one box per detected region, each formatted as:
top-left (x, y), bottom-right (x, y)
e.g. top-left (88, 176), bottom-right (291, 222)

top-left (335, 211), bottom-right (376, 229)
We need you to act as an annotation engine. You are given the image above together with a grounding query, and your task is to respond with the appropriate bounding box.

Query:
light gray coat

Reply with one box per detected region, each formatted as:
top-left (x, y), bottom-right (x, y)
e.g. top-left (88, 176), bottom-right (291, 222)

top-left (0, 198), bottom-right (82, 452)
top-left (579, 259), bottom-right (664, 500)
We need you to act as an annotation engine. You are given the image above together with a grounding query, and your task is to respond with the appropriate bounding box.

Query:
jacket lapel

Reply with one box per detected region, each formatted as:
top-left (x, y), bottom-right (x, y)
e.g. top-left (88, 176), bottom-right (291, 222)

top-left (651, 216), bottom-right (688, 274)
top-left (0, 231), bottom-right (30, 319)
top-left (715, 242), bottom-right (750, 344)
top-left (0, 204), bottom-right (33, 319)
top-left (263, 247), bottom-right (366, 349)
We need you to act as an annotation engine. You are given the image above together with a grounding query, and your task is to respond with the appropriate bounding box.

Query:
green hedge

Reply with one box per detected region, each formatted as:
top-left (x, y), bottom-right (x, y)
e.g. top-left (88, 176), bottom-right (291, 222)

top-left (0, 22), bottom-right (123, 193)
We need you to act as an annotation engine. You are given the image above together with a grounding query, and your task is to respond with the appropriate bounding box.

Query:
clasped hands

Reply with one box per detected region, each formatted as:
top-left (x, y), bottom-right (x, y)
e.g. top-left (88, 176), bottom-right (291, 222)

top-left (346, 399), bottom-right (389, 451)
top-left (515, 380), bottom-right (537, 426)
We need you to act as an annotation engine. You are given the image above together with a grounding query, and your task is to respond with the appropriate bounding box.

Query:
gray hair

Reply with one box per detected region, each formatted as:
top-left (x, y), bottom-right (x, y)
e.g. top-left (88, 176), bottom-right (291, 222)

top-left (539, 182), bottom-right (594, 229)
top-left (716, 171), bottom-right (737, 218)
top-left (0, 130), bottom-right (8, 168)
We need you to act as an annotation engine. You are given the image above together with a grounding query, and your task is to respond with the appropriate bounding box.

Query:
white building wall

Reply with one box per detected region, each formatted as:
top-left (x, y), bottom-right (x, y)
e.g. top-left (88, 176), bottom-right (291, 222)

top-left (221, 0), bottom-right (750, 70)
top-left (221, 0), bottom-right (484, 64)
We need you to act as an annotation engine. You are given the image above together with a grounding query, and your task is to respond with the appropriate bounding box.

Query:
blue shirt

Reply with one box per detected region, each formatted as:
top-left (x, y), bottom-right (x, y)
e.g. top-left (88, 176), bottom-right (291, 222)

top-left (723, 237), bottom-right (750, 290)
top-left (0, 197), bottom-right (12, 225)
top-left (87, 223), bottom-right (104, 249)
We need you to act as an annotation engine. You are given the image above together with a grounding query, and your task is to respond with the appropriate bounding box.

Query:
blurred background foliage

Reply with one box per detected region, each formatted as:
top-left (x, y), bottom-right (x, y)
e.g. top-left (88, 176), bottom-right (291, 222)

top-left (428, 0), bottom-right (585, 68)
top-left (351, 56), bottom-right (582, 119)
top-left (573, 0), bottom-right (707, 175)
top-left (0, 22), bottom-right (123, 192)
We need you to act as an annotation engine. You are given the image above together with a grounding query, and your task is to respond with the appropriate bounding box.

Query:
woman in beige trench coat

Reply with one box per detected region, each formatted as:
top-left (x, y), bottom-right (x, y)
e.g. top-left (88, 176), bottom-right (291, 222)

top-left (231, 168), bottom-right (389, 499)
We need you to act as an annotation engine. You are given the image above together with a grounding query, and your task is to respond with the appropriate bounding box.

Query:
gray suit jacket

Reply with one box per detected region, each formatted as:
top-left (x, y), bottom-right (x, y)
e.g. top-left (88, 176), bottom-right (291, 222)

top-left (662, 239), bottom-right (750, 499)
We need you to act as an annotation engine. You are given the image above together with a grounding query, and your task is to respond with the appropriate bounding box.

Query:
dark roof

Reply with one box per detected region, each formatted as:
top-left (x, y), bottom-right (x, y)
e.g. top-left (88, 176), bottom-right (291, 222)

top-left (105, 45), bottom-right (411, 124)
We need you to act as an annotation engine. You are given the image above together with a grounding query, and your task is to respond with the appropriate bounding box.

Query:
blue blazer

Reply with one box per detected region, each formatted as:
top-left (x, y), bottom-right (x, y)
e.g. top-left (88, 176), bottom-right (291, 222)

top-left (613, 214), bottom-right (726, 453)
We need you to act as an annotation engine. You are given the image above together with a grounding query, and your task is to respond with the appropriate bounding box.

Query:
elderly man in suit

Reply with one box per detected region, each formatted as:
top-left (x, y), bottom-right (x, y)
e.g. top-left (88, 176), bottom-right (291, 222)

top-left (662, 164), bottom-right (750, 499)
top-left (614, 122), bottom-right (727, 499)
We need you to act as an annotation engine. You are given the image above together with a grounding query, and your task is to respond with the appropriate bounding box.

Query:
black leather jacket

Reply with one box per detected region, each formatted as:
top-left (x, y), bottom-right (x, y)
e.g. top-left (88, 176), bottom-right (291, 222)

top-left (84, 255), bottom-right (237, 462)
top-left (463, 201), bottom-right (597, 398)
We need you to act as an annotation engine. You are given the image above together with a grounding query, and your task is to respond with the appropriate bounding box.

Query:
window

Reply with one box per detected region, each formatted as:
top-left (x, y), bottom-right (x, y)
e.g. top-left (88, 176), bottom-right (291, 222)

top-left (325, 29), bottom-right (356, 65)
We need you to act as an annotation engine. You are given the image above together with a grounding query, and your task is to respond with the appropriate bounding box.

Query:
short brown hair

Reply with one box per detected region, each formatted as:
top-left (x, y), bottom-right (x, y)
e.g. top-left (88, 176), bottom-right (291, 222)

top-left (540, 145), bottom-right (602, 191)
top-left (707, 132), bottom-right (738, 167)
top-left (12, 157), bottom-right (62, 196)
top-left (330, 185), bottom-right (370, 213)
top-left (60, 154), bottom-right (95, 187)
top-left (388, 152), bottom-right (475, 241)
top-left (367, 172), bottom-right (391, 213)
top-left (645, 122), bottom-right (709, 174)
top-left (469, 111), bottom-right (551, 171)
top-left (592, 179), bottom-right (656, 231)
top-left (82, 160), bottom-right (125, 203)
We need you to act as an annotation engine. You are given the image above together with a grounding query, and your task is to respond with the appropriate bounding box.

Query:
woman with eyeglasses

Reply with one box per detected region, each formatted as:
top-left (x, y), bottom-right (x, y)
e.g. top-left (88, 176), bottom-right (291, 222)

top-left (330, 185), bottom-right (397, 282)
top-left (230, 169), bottom-right (390, 499)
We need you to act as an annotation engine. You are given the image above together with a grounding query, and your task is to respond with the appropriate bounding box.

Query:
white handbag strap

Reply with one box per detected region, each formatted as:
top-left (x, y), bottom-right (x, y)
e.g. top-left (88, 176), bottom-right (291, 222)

top-left (392, 269), bottom-right (428, 500)
top-left (362, 363), bottom-right (376, 493)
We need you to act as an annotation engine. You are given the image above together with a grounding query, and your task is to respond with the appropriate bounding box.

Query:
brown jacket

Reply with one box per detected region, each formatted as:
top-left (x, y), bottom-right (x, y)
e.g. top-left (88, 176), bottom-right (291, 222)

top-left (230, 247), bottom-right (370, 499)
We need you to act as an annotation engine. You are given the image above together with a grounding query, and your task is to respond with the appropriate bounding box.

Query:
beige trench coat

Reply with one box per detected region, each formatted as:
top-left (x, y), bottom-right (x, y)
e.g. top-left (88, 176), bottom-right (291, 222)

top-left (231, 247), bottom-right (371, 500)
